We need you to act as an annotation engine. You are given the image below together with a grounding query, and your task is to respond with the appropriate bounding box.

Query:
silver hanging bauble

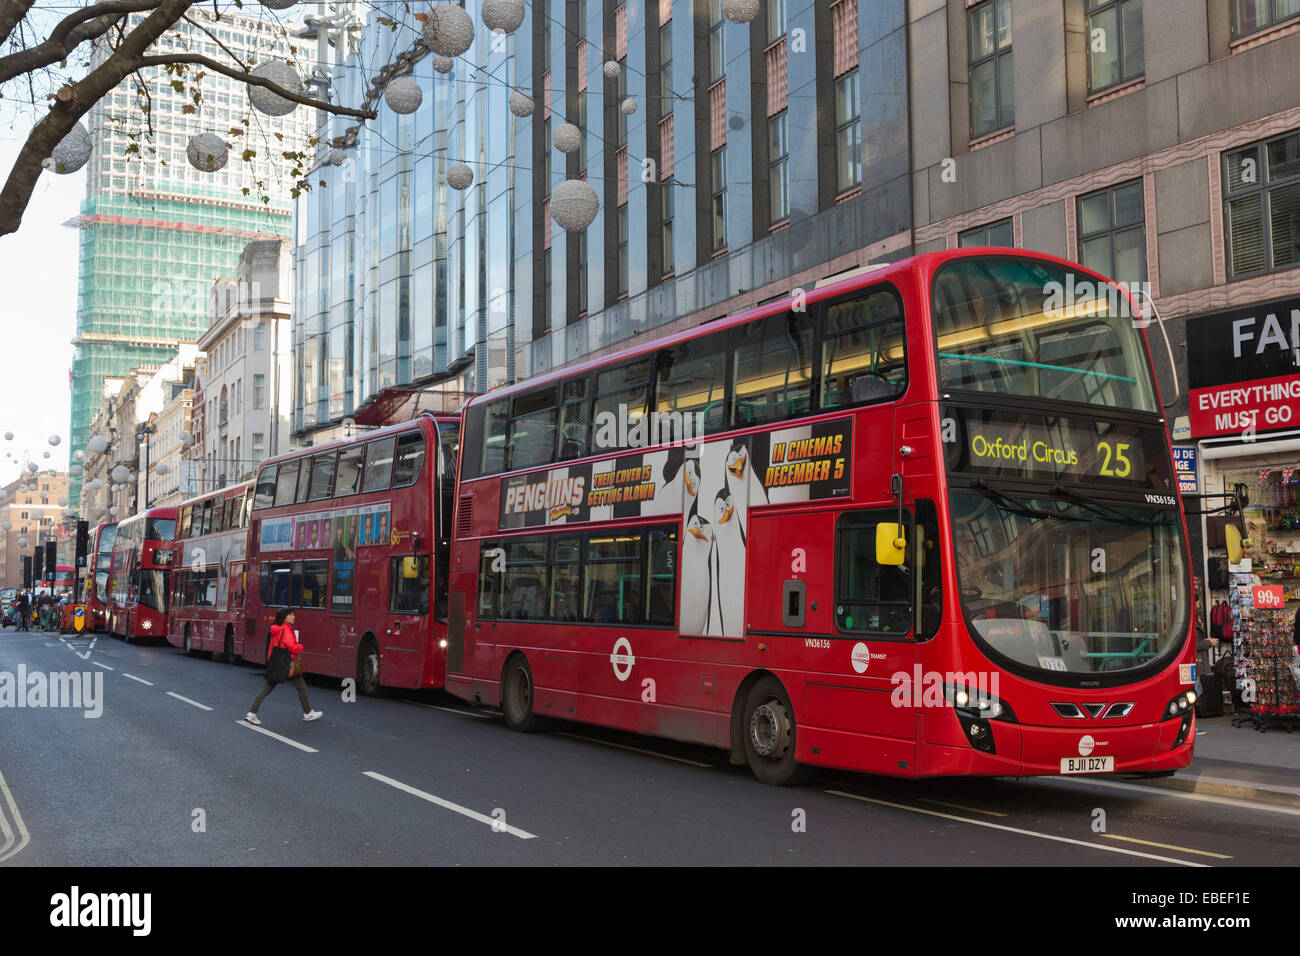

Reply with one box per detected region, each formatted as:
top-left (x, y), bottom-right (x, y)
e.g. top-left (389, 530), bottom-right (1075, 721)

top-left (186, 132), bottom-right (229, 172)
top-left (423, 3), bottom-right (475, 57)
top-left (87, 435), bottom-right (108, 455)
top-left (481, 0), bottom-right (525, 33)
top-left (69, 464), bottom-right (83, 477)
top-left (509, 91), bottom-right (535, 117)
top-left (446, 163), bottom-right (474, 190)
top-left (603, 60), bottom-right (621, 79)
top-left (621, 97), bottom-right (638, 115)
top-left (47, 434), bottom-right (61, 446)
top-left (384, 76), bottom-right (423, 114)
top-left (721, 0), bottom-right (761, 23)
top-left (155, 464), bottom-right (170, 476)
top-left (553, 122), bottom-right (582, 153)
top-left (432, 55), bottom-right (455, 74)
top-left (550, 179), bottom-right (600, 231)
top-left (43, 121), bottom-right (92, 175)
top-left (247, 60), bottom-right (303, 116)
top-left (111, 465), bottom-right (131, 483)
top-left (328, 147), bottom-right (347, 166)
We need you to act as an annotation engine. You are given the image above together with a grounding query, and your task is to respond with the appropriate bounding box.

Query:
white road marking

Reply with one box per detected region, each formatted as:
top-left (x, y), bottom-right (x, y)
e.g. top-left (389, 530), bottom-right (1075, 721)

top-left (236, 721), bottom-right (318, 753)
top-left (90, 661), bottom-right (113, 671)
top-left (121, 673), bottom-right (154, 686)
top-left (0, 768), bottom-right (31, 863)
top-left (1055, 775), bottom-right (1300, 818)
top-left (75, 636), bottom-right (99, 660)
top-left (166, 691), bottom-right (212, 712)
top-left (827, 789), bottom-right (1210, 867)
top-left (400, 700), bottom-right (496, 719)
top-left (557, 731), bottom-right (715, 768)
top-left (363, 771), bottom-right (537, 839)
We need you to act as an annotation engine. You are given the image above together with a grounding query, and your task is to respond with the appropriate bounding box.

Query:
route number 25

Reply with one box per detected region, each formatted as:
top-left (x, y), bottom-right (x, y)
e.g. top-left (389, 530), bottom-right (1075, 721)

top-left (1096, 441), bottom-right (1132, 478)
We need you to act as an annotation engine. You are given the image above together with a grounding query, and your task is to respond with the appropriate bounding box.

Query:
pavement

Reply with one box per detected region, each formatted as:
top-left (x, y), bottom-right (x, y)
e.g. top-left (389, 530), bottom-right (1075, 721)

top-left (1151, 708), bottom-right (1300, 807)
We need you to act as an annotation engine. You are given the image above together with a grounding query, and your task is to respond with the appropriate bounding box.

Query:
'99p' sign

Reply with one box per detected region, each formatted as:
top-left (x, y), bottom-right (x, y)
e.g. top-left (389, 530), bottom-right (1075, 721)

top-left (1253, 585), bottom-right (1285, 609)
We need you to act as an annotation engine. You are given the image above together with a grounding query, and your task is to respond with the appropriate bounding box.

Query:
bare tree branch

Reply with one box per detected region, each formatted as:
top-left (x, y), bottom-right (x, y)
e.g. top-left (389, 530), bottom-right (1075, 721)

top-left (181, 13), bottom-right (247, 71)
top-left (0, 0), bottom-right (39, 50)
top-left (0, 0), bottom-right (168, 87)
top-left (137, 54), bottom-right (378, 119)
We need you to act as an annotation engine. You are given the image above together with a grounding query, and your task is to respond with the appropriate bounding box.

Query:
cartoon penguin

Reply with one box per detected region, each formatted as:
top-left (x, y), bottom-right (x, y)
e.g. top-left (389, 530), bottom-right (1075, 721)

top-left (684, 457), bottom-right (700, 499)
top-left (680, 494), bottom-right (715, 633)
top-left (725, 439), bottom-right (748, 480)
top-left (711, 479), bottom-right (747, 635)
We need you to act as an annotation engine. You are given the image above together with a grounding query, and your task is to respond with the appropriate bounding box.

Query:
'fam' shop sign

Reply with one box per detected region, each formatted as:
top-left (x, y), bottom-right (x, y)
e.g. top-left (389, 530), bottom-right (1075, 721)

top-left (1186, 296), bottom-right (1300, 439)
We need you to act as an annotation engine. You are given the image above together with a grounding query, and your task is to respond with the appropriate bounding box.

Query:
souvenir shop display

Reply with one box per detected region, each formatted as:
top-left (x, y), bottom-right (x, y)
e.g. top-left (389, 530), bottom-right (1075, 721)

top-left (1230, 587), bottom-right (1300, 732)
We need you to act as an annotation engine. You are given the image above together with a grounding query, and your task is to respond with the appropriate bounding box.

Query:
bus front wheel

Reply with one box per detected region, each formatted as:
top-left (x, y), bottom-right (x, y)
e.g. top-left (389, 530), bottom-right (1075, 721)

top-left (742, 677), bottom-right (812, 786)
top-left (357, 637), bottom-right (382, 696)
top-left (501, 656), bottom-right (541, 733)
top-left (223, 626), bottom-right (236, 664)
top-left (182, 625), bottom-right (196, 657)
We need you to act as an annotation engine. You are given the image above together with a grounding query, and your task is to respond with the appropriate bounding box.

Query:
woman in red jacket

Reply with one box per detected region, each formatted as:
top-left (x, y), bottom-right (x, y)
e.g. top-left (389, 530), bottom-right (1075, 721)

top-left (245, 608), bottom-right (322, 724)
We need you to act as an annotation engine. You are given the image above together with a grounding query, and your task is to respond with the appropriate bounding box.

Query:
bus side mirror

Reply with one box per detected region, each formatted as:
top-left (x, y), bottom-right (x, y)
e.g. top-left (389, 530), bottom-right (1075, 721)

top-left (1226, 524), bottom-right (1244, 565)
top-left (401, 556), bottom-right (420, 579)
top-left (876, 523), bottom-right (907, 566)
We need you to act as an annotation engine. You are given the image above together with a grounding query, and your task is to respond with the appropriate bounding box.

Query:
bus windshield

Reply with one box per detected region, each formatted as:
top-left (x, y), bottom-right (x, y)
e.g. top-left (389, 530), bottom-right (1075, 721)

top-left (145, 518), bottom-right (175, 541)
top-left (932, 256), bottom-right (1158, 413)
top-left (949, 491), bottom-right (1188, 678)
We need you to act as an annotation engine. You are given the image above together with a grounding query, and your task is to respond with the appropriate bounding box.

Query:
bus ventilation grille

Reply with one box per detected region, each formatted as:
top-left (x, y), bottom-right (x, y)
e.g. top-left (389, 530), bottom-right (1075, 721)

top-left (456, 495), bottom-right (473, 535)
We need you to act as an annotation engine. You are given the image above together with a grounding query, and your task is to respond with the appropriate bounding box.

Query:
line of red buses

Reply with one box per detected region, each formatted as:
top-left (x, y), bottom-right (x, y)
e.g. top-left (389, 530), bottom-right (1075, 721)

top-left (87, 249), bottom-right (1199, 785)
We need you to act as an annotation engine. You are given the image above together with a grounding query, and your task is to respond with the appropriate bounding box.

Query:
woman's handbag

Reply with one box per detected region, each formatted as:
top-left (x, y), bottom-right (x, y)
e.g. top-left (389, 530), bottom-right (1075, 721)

top-left (287, 655), bottom-right (305, 680)
top-left (265, 632), bottom-right (291, 684)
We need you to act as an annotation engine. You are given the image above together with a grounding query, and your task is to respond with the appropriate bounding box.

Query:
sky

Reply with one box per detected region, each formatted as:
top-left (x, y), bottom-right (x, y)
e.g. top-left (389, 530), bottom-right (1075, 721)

top-left (0, 115), bottom-right (82, 490)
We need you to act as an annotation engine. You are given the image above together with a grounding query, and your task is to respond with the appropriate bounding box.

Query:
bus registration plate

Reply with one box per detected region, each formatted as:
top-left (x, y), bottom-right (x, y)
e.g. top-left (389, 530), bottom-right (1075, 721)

top-left (1060, 756), bottom-right (1113, 774)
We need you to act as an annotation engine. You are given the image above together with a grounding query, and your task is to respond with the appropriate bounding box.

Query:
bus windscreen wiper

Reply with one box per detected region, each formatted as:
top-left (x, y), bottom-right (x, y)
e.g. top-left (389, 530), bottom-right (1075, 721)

top-left (970, 479), bottom-right (1062, 520)
top-left (1050, 484), bottom-right (1159, 525)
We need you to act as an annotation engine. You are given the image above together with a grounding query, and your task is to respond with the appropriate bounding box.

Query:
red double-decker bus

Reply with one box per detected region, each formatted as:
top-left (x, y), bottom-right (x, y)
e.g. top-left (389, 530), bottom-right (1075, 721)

top-left (167, 482), bottom-right (252, 661)
top-left (448, 249), bottom-right (1195, 785)
top-left (106, 507), bottom-right (177, 642)
top-left (87, 522), bottom-right (118, 630)
top-left (244, 414), bottom-right (460, 694)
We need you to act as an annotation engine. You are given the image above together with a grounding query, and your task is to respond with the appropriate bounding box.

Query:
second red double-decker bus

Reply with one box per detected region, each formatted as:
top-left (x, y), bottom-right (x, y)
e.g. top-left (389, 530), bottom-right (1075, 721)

top-left (167, 481), bottom-right (253, 661)
top-left (244, 414), bottom-right (460, 694)
top-left (106, 507), bottom-right (177, 642)
top-left (87, 522), bottom-right (118, 631)
top-left (448, 249), bottom-right (1195, 785)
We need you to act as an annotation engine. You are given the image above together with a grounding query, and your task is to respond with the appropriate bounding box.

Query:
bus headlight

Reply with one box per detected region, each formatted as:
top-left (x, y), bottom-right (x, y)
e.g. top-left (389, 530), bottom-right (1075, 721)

top-left (1164, 690), bottom-right (1197, 719)
top-left (944, 682), bottom-right (1016, 756)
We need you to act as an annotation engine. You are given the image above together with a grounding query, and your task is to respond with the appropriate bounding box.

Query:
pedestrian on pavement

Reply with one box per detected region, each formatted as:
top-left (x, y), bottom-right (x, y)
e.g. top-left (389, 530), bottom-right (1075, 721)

top-left (245, 608), bottom-right (321, 725)
top-left (14, 591), bottom-right (28, 631)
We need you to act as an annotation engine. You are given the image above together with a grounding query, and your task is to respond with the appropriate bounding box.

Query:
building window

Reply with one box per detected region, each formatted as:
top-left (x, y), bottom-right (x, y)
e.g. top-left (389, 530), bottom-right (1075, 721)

top-left (616, 57), bottom-right (628, 147)
top-left (767, 0), bottom-right (786, 43)
top-left (769, 110), bottom-right (789, 221)
top-left (711, 146), bottom-right (727, 251)
top-left (662, 184), bottom-right (675, 274)
top-left (958, 218), bottom-right (1014, 247)
top-left (254, 374), bottom-right (266, 410)
top-left (1224, 130), bottom-right (1300, 278)
top-left (253, 433), bottom-right (265, 460)
top-left (1078, 179), bottom-right (1147, 284)
top-left (576, 231), bottom-right (588, 315)
top-left (834, 68), bottom-right (861, 193)
top-left (660, 20), bottom-right (672, 98)
top-left (617, 205), bottom-right (629, 296)
top-left (969, 0), bottom-right (1013, 138)
top-left (1087, 0), bottom-right (1143, 93)
top-left (710, 0), bottom-right (725, 82)
top-left (254, 321), bottom-right (267, 351)
top-left (1232, 0), bottom-right (1300, 37)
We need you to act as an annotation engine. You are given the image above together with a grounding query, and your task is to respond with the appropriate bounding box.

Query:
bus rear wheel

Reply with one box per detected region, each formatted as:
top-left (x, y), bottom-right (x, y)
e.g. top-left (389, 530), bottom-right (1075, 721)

top-left (742, 677), bottom-right (812, 786)
top-left (182, 625), bottom-right (195, 656)
top-left (501, 656), bottom-right (541, 733)
top-left (357, 637), bottom-right (382, 696)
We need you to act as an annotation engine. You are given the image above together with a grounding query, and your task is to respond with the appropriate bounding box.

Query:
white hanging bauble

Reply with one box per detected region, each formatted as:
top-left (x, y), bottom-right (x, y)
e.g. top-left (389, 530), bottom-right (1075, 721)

top-left (385, 77), bottom-right (423, 114)
top-left (3, 432), bottom-right (11, 440)
top-left (155, 464), bottom-right (170, 476)
top-left (47, 435), bottom-right (60, 446)
top-left (30, 510), bottom-right (43, 520)
top-left (186, 132), bottom-right (229, 172)
top-left (260, 0), bottom-right (297, 8)
top-left (432, 55), bottom-right (455, 74)
top-left (58, 498), bottom-right (68, 507)
top-left (73, 449), bottom-right (84, 461)
top-left (180, 432), bottom-right (194, 447)
top-left (108, 507), bottom-right (118, 517)
top-left (17, 537), bottom-right (27, 548)
top-left (26, 462), bottom-right (37, 473)
top-left (603, 60), bottom-right (621, 79)
top-left (550, 179), bottom-right (600, 231)
top-left (111, 465), bottom-right (131, 483)
top-left (69, 465), bottom-right (83, 477)
top-left (86, 478), bottom-right (102, 491)
top-left (481, 0), bottom-right (525, 33)
top-left (446, 163), bottom-right (474, 190)
top-left (721, 0), bottom-right (761, 23)
top-left (508, 91), bottom-right (535, 117)
top-left (423, 3), bottom-right (475, 57)
top-left (328, 147), bottom-right (347, 166)
top-left (1, 522), bottom-right (9, 532)
top-left (247, 60), bottom-right (303, 116)
top-left (621, 97), bottom-right (638, 115)
top-left (553, 122), bottom-right (582, 153)
top-left (42, 451), bottom-right (50, 459)
top-left (43, 122), bottom-right (92, 175)
top-left (87, 435), bottom-right (108, 455)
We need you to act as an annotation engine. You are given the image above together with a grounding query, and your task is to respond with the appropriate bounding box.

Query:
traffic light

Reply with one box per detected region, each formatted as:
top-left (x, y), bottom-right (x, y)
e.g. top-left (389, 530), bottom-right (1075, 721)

top-left (32, 545), bottom-right (43, 584)
top-left (75, 520), bottom-right (89, 567)
top-left (45, 540), bottom-right (57, 581)
top-left (22, 555), bottom-right (31, 589)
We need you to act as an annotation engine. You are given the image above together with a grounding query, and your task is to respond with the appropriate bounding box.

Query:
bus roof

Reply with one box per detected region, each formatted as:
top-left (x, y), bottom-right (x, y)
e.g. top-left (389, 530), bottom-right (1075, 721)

top-left (254, 412), bottom-right (458, 474)
top-left (174, 479), bottom-right (253, 511)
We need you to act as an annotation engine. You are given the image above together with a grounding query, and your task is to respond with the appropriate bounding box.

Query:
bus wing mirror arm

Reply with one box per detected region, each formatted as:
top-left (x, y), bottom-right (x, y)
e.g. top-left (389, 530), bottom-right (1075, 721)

top-left (1132, 288), bottom-right (1179, 410)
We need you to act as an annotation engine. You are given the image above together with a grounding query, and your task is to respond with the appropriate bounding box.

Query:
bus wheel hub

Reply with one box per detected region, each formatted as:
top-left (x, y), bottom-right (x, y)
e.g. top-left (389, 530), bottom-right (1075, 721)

top-left (751, 701), bottom-right (790, 758)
